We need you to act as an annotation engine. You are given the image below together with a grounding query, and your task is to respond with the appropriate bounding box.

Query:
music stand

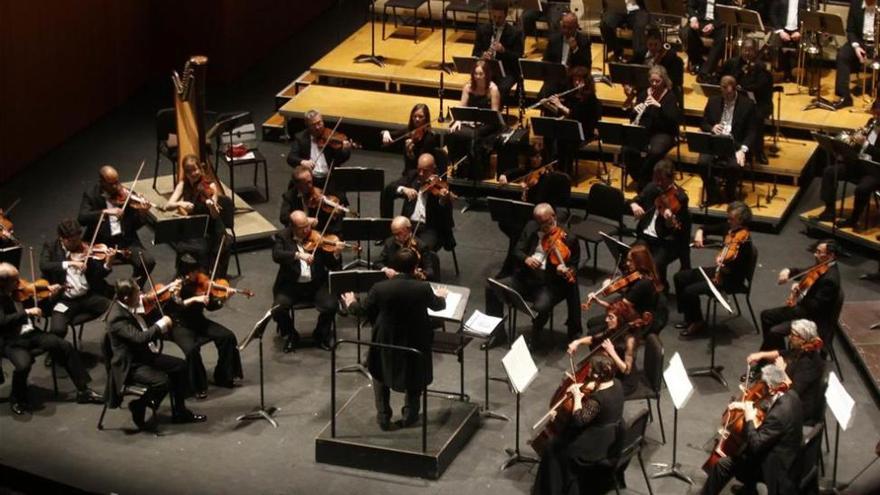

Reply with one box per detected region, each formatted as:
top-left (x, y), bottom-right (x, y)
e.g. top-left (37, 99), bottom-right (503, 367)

top-left (427, 0), bottom-right (455, 74)
top-left (450, 106), bottom-right (506, 211)
top-left (331, 166), bottom-right (385, 225)
top-left (500, 335), bottom-right (540, 470)
top-left (644, 0), bottom-right (687, 32)
top-left (453, 56), bottom-right (506, 79)
top-left (340, 217), bottom-right (392, 269)
top-left (609, 63), bottom-right (650, 91)
top-left (812, 131), bottom-right (856, 233)
top-left (0, 245), bottom-right (22, 268)
top-left (695, 82), bottom-right (722, 99)
top-left (519, 58), bottom-right (567, 89)
top-left (488, 196), bottom-right (534, 225)
top-left (487, 277), bottom-right (538, 348)
top-left (685, 267), bottom-right (734, 387)
top-left (236, 306), bottom-right (280, 428)
top-left (355, 0), bottom-right (386, 67)
top-left (596, 122), bottom-right (650, 192)
top-left (652, 352), bottom-right (695, 484)
top-left (600, 232), bottom-right (631, 272)
top-left (329, 269), bottom-right (387, 380)
top-left (801, 11), bottom-right (845, 111)
top-left (152, 215), bottom-right (209, 246)
top-left (685, 131), bottom-right (735, 212)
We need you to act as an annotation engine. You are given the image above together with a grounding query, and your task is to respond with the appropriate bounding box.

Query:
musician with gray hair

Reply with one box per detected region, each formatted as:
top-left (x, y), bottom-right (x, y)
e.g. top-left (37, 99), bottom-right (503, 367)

top-left (700, 363), bottom-right (804, 495)
top-left (287, 109), bottom-right (351, 188)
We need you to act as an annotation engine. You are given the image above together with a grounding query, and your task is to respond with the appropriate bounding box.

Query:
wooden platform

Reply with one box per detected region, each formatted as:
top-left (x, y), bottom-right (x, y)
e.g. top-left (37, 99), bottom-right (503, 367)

top-left (134, 175), bottom-right (278, 248)
top-left (799, 196), bottom-right (880, 252)
top-left (838, 301), bottom-right (880, 403)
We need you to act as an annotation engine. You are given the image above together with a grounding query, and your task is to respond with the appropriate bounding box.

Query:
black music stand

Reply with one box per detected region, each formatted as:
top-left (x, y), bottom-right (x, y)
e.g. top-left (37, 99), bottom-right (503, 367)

top-left (152, 215), bottom-right (210, 246)
top-left (236, 306), bottom-right (280, 428)
top-left (355, 0), bottom-right (386, 67)
top-left (686, 131), bottom-right (735, 212)
top-left (609, 63), bottom-right (650, 91)
top-left (488, 196), bottom-right (534, 226)
top-left (696, 83), bottom-right (722, 99)
top-left (812, 132), bottom-right (858, 233)
top-left (601, 232), bottom-right (631, 272)
top-left (450, 106), bottom-right (506, 211)
top-left (428, 0), bottom-right (455, 74)
top-left (330, 269), bottom-right (387, 380)
top-left (802, 12), bottom-right (845, 111)
top-left (331, 167), bottom-right (385, 218)
top-left (487, 277), bottom-right (538, 349)
top-left (0, 245), bottom-right (22, 268)
top-left (715, 6), bottom-right (764, 61)
top-left (519, 59), bottom-right (567, 94)
top-left (340, 217), bottom-right (392, 269)
top-left (597, 121), bottom-right (649, 192)
top-left (644, 0), bottom-right (687, 35)
top-left (453, 56), bottom-right (506, 79)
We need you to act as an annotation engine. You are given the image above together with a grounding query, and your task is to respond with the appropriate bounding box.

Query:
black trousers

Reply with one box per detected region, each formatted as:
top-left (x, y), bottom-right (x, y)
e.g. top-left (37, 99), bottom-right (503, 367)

top-left (623, 132), bottom-right (676, 191)
top-left (820, 160), bottom-right (880, 222)
top-left (106, 236), bottom-right (155, 288)
top-left (700, 456), bottom-right (761, 495)
top-left (373, 379), bottom-right (421, 421)
top-left (129, 353), bottom-right (189, 415)
top-left (681, 20), bottom-right (726, 75)
top-left (760, 304), bottom-right (808, 351)
top-left (521, 2), bottom-right (566, 37)
top-left (49, 293), bottom-right (112, 338)
top-left (674, 266), bottom-right (718, 323)
top-left (170, 320), bottom-right (242, 393)
top-left (447, 125), bottom-right (499, 181)
top-left (600, 9), bottom-right (651, 59)
top-left (485, 273), bottom-right (583, 337)
top-left (639, 236), bottom-right (688, 293)
top-left (835, 43), bottom-right (875, 99)
top-left (767, 31), bottom-right (799, 76)
top-left (698, 153), bottom-right (743, 204)
top-left (2, 331), bottom-right (91, 404)
top-left (273, 281), bottom-right (337, 342)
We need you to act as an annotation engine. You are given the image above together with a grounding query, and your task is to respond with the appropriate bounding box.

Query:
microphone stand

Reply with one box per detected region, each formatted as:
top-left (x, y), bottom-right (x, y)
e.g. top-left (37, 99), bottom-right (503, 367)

top-left (354, 0), bottom-right (385, 67)
top-left (431, 0), bottom-right (455, 74)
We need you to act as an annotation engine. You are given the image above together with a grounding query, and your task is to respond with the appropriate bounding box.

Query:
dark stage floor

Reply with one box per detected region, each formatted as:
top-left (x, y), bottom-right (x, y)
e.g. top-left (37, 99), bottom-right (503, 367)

top-left (2, 5), bottom-right (880, 495)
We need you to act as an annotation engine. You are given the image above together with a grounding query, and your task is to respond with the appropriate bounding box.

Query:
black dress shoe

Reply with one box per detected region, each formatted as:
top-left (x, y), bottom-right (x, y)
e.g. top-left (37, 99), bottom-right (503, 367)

top-left (195, 390), bottom-right (208, 400)
top-left (172, 410), bottom-right (207, 424)
top-left (283, 337), bottom-right (296, 353)
top-left (10, 401), bottom-right (30, 416)
top-left (377, 417), bottom-right (392, 431)
top-left (76, 388), bottom-right (104, 404)
top-left (836, 218), bottom-right (862, 231)
top-left (832, 97), bottom-right (853, 110)
top-left (679, 321), bottom-right (706, 339)
top-left (813, 207), bottom-right (836, 222)
top-left (398, 415), bottom-right (420, 428)
top-left (129, 398), bottom-right (148, 429)
top-left (317, 339), bottom-right (333, 352)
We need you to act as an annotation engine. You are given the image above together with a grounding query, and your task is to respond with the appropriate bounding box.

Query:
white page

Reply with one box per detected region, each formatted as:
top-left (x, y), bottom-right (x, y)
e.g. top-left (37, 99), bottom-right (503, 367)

top-left (663, 352), bottom-right (694, 410)
top-left (825, 372), bottom-right (855, 431)
top-left (463, 310), bottom-right (503, 337)
top-left (502, 335), bottom-right (538, 394)
top-left (427, 291), bottom-right (461, 319)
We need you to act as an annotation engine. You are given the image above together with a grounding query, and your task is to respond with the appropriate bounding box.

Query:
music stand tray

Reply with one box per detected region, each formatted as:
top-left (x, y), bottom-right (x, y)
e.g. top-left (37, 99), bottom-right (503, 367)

top-left (341, 217), bottom-right (392, 269)
top-left (518, 59), bottom-right (567, 84)
top-left (531, 117), bottom-right (585, 142)
top-left (609, 63), bottom-right (651, 90)
top-left (152, 215), bottom-right (209, 246)
top-left (488, 196), bottom-right (535, 225)
top-left (453, 56), bottom-right (506, 79)
top-left (801, 11), bottom-right (846, 111)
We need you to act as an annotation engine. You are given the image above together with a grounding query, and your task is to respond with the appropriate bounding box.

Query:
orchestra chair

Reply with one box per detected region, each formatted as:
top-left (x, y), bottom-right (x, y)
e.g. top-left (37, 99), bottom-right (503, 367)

top-left (1, 347), bottom-right (59, 398)
top-left (273, 301), bottom-right (338, 349)
top-left (568, 183), bottom-right (626, 282)
top-left (439, 233), bottom-right (460, 277)
top-left (68, 312), bottom-right (104, 352)
top-left (215, 112), bottom-right (269, 209)
top-left (806, 373), bottom-right (830, 470)
top-left (707, 242), bottom-right (760, 335)
top-left (757, 421), bottom-right (824, 495)
top-left (382, 0), bottom-right (433, 41)
top-left (820, 293), bottom-right (845, 381)
top-left (575, 408), bottom-right (655, 495)
top-left (96, 333), bottom-right (150, 432)
top-left (624, 333), bottom-right (666, 444)
top-left (153, 108), bottom-right (178, 192)
top-left (445, 0), bottom-right (488, 32)
top-left (218, 195), bottom-right (243, 277)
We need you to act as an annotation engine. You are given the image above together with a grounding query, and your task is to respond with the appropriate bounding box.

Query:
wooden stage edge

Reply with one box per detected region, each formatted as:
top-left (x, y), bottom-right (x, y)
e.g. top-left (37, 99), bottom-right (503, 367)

top-left (838, 301), bottom-right (880, 405)
top-left (799, 198), bottom-right (880, 252)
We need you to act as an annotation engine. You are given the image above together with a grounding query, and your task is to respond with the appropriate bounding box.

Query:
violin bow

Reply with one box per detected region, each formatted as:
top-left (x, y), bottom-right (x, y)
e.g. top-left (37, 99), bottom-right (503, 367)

top-left (208, 235), bottom-right (226, 290)
top-left (316, 117), bottom-right (344, 163)
top-left (139, 252), bottom-right (165, 319)
top-left (84, 211), bottom-right (106, 261)
top-left (787, 259), bottom-right (836, 281)
top-left (28, 247), bottom-right (39, 321)
top-left (119, 160), bottom-right (147, 212)
top-left (4, 198), bottom-right (21, 215)
top-left (384, 120), bottom-right (434, 146)
top-left (513, 160), bottom-right (558, 186)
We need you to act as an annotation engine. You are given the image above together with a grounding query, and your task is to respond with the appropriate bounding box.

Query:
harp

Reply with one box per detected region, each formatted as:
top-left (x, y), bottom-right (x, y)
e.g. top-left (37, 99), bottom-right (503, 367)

top-left (172, 56), bottom-right (224, 193)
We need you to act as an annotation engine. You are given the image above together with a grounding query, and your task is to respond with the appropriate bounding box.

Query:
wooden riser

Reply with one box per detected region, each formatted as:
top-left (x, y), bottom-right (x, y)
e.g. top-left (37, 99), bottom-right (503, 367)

top-left (800, 197), bottom-right (880, 252)
top-left (261, 113), bottom-right (286, 142)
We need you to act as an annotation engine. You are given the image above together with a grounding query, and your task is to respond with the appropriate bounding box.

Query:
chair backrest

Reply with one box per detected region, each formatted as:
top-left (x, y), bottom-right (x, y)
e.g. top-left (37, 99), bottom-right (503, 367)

top-left (156, 108), bottom-right (177, 142)
top-left (644, 334), bottom-right (664, 393)
top-left (741, 242), bottom-right (759, 293)
top-left (649, 292), bottom-right (669, 335)
top-left (616, 408), bottom-right (651, 466)
top-left (101, 332), bottom-right (113, 374)
top-left (796, 421), bottom-right (824, 491)
top-left (585, 183), bottom-right (625, 225)
top-left (218, 195), bottom-right (235, 229)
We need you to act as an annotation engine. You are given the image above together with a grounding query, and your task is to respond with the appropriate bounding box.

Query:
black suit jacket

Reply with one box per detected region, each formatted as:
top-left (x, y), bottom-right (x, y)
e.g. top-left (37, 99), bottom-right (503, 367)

top-left (743, 390), bottom-right (804, 495)
top-left (768, 0), bottom-right (807, 31)
top-left (543, 31), bottom-right (592, 68)
top-left (271, 226), bottom-right (339, 294)
top-left (78, 184), bottom-right (146, 246)
top-left (688, 0), bottom-right (731, 22)
top-left (286, 128), bottom-right (351, 169)
top-left (701, 223), bottom-right (752, 290)
top-left (846, 0), bottom-right (869, 45)
top-left (348, 274), bottom-right (446, 391)
top-left (473, 22), bottom-right (524, 77)
top-left (0, 294), bottom-right (28, 345)
top-left (40, 239), bottom-right (111, 297)
top-left (399, 175), bottom-right (456, 249)
top-left (631, 182), bottom-right (692, 243)
top-left (720, 57), bottom-right (773, 117)
top-left (277, 182), bottom-right (343, 234)
top-left (378, 237), bottom-right (440, 282)
top-left (513, 220), bottom-right (581, 284)
top-left (701, 94), bottom-right (758, 152)
top-left (789, 263), bottom-right (841, 326)
top-left (632, 49), bottom-right (686, 90)
top-left (105, 302), bottom-right (163, 407)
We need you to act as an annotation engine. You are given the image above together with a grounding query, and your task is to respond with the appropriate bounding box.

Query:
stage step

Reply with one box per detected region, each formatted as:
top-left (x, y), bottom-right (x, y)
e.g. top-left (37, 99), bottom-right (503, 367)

top-left (275, 70), bottom-right (316, 110)
top-left (800, 197), bottom-right (880, 252)
top-left (261, 113), bottom-right (286, 142)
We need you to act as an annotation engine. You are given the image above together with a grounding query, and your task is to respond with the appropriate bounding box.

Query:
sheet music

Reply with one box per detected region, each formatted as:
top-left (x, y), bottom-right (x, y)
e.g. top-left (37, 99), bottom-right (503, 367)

top-left (428, 291), bottom-right (462, 319)
top-left (663, 352), bottom-right (695, 410)
top-left (825, 372), bottom-right (856, 431)
top-left (502, 336), bottom-right (539, 394)
top-left (463, 310), bottom-right (503, 337)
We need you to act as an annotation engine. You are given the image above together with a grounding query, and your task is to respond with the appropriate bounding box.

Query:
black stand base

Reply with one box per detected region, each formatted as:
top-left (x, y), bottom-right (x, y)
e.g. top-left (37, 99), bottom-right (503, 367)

top-left (501, 448), bottom-right (539, 470)
top-left (688, 365), bottom-right (728, 388)
top-left (336, 363), bottom-right (373, 381)
top-left (354, 54), bottom-right (386, 67)
top-left (805, 95), bottom-right (836, 111)
top-left (236, 406), bottom-right (279, 428)
top-left (651, 462), bottom-right (695, 484)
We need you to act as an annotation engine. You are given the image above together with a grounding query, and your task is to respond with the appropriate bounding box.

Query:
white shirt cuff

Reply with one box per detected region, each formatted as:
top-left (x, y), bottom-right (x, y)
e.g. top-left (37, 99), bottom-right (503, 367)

top-left (853, 42), bottom-right (861, 49)
top-left (396, 186), bottom-right (405, 194)
top-left (62, 261), bottom-right (70, 269)
top-left (740, 145), bottom-right (749, 153)
top-left (156, 318), bottom-right (170, 331)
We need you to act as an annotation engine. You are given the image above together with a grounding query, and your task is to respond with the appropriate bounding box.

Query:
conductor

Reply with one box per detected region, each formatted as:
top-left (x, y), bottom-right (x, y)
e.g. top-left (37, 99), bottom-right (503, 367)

top-left (341, 248), bottom-right (448, 431)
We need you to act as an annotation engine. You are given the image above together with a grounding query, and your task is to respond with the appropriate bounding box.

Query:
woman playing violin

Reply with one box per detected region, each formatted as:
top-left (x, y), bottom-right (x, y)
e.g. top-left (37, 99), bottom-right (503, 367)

top-left (163, 254), bottom-right (243, 399)
top-left (676, 202), bottom-right (753, 339)
top-left (532, 354), bottom-right (623, 495)
top-left (584, 244), bottom-right (662, 333)
top-left (287, 109), bottom-right (351, 187)
top-left (497, 143), bottom-right (573, 206)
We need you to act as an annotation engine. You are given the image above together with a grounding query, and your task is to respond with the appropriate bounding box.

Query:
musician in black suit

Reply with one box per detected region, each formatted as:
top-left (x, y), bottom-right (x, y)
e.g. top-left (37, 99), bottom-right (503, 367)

top-left (629, 160), bottom-right (692, 290)
top-left (279, 166), bottom-right (343, 234)
top-left (472, 1), bottom-right (524, 103)
top-left (543, 12), bottom-right (592, 69)
top-left (681, 0), bottom-right (730, 81)
top-left (698, 75), bottom-right (758, 204)
top-left (396, 153), bottom-right (456, 252)
top-left (0, 263), bottom-right (102, 415)
top-left (78, 165), bottom-right (155, 287)
top-left (767, 0), bottom-right (806, 80)
top-left (700, 364), bottom-right (804, 495)
top-left (720, 39), bottom-right (773, 164)
top-left (600, 0), bottom-right (651, 62)
top-left (521, 1), bottom-right (568, 38)
top-left (485, 203), bottom-right (583, 343)
top-left (760, 240), bottom-right (842, 351)
top-left (378, 217), bottom-right (440, 282)
top-left (106, 278), bottom-right (205, 430)
top-left (271, 210), bottom-right (343, 353)
top-left (286, 109), bottom-right (352, 187)
top-left (631, 29), bottom-right (685, 92)
top-left (833, 0), bottom-right (879, 109)
top-left (341, 248), bottom-right (447, 430)
top-left (40, 219), bottom-right (113, 341)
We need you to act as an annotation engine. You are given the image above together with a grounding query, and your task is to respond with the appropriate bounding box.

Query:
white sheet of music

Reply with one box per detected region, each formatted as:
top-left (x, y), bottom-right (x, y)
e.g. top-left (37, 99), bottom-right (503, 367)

top-left (663, 352), bottom-right (695, 410)
top-left (825, 371), bottom-right (855, 431)
top-left (463, 310), bottom-right (503, 338)
top-left (502, 335), bottom-right (538, 395)
top-left (427, 291), bottom-right (461, 320)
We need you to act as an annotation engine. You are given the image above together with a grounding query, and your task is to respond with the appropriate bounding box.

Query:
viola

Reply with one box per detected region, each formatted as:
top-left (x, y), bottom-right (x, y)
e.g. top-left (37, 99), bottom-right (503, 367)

top-left (191, 272), bottom-right (255, 301)
top-left (785, 260), bottom-right (834, 307)
top-left (540, 226), bottom-right (577, 284)
top-left (582, 272), bottom-right (643, 309)
top-left (713, 228), bottom-right (750, 285)
top-left (13, 278), bottom-right (56, 303)
top-left (654, 185), bottom-right (683, 231)
top-left (316, 127), bottom-right (360, 150)
top-left (303, 231), bottom-right (361, 254)
top-left (703, 380), bottom-right (775, 471)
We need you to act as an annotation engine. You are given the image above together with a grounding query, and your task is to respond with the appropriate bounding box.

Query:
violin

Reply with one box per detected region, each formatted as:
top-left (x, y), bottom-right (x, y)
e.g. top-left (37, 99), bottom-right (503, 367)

top-left (303, 186), bottom-right (356, 217)
top-left (419, 174), bottom-right (457, 200)
top-left (316, 127), bottom-right (360, 150)
top-left (703, 380), bottom-right (775, 471)
top-left (515, 160), bottom-right (557, 202)
top-left (67, 242), bottom-right (129, 262)
top-left (713, 229), bottom-right (750, 285)
top-left (785, 260), bottom-right (834, 307)
top-left (191, 272), bottom-right (255, 301)
top-left (540, 226), bottom-right (577, 284)
top-left (582, 272), bottom-right (643, 310)
top-left (13, 278), bottom-right (56, 303)
top-left (654, 185), bottom-right (683, 231)
top-left (303, 230), bottom-right (361, 254)
top-left (141, 279), bottom-right (182, 314)
top-left (108, 186), bottom-right (155, 211)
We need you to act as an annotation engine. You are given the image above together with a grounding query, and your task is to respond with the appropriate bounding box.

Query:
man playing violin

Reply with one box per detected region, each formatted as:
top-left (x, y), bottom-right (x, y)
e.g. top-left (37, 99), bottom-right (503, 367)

top-left (40, 219), bottom-right (113, 344)
top-left (699, 364), bottom-right (803, 495)
top-left (163, 254), bottom-right (243, 399)
top-left (279, 166), bottom-right (343, 235)
top-left (78, 165), bottom-right (155, 287)
top-left (629, 160), bottom-right (691, 291)
top-left (485, 203), bottom-right (583, 345)
top-left (0, 263), bottom-right (103, 415)
top-left (397, 153), bottom-right (456, 252)
top-left (378, 217), bottom-right (439, 282)
top-left (497, 144), bottom-right (573, 207)
top-left (272, 210), bottom-right (343, 353)
top-left (675, 202), bottom-right (753, 338)
top-left (287, 109), bottom-right (351, 188)
top-left (759, 240), bottom-right (842, 351)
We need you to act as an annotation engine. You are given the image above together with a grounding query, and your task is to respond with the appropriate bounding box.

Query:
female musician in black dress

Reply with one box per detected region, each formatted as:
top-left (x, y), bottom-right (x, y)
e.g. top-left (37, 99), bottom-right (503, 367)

top-left (448, 60), bottom-right (502, 180)
top-left (583, 244), bottom-right (662, 333)
top-left (540, 65), bottom-right (603, 177)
